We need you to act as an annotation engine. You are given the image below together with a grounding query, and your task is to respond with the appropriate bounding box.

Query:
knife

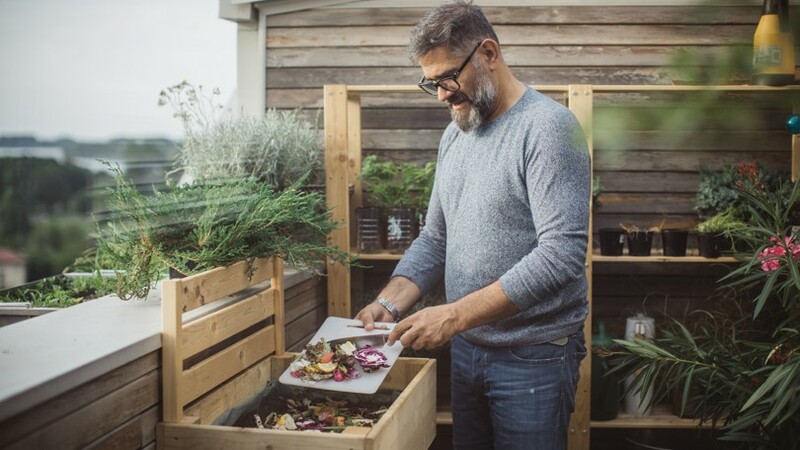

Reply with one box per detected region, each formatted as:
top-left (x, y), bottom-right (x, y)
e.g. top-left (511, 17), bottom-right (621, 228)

top-left (326, 333), bottom-right (393, 349)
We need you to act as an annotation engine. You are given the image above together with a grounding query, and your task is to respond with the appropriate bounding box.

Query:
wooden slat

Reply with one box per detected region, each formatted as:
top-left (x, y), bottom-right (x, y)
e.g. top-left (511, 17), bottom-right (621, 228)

top-left (0, 352), bottom-right (159, 448)
top-left (268, 45), bottom-right (743, 69)
top-left (265, 67), bottom-right (675, 89)
top-left (172, 258), bottom-right (274, 313)
top-left (159, 423), bottom-right (368, 449)
top-left (369, 358), bottom-right (436, 450)
top-left (7, 371), bottom-right (159, 450)
top-left (184, 357), bottom-right (275, 425)
top-left (285, 304), bottom-right (328, 352)
top-left (268, 6), bottom-right (759, 27)
top-left (324, 85), bottom-right (352, 318)
top-left (567, 84), bottom-right (593, 450)
top-left (162, 278), bottom-right (183, 423)
top-left (267, 25), bottom-right (752, 47)
top-left (181, 289), bottom-right (276, 359)
top-left (84, 405), bottom-right (159, 450)
top-left (273, 257), bottom-right (285, 355)
top-left (595, 130), bottom-right (790, 152)
top-left (182, 325), bottom-right (277, 406)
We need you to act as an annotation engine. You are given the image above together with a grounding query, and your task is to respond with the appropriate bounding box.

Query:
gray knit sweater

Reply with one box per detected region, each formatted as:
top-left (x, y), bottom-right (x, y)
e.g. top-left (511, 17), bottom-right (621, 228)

top-left (393, 88), bottom-right (591, 347)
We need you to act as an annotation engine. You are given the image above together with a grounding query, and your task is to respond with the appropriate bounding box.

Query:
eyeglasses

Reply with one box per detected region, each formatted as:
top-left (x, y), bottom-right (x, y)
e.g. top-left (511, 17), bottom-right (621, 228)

top-left (417, 41), bottom-right (483, 96)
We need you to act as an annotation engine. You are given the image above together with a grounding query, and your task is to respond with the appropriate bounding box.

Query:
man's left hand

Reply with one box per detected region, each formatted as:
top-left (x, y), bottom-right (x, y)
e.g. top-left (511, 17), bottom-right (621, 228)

top-left (388, 303), bottom-right (460, 350)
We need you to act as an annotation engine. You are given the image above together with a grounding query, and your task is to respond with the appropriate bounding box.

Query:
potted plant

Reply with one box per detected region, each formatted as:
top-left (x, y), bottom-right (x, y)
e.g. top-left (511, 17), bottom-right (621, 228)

top-left (696, 207), bottom-right (747, 258)
top-left (159, 81), bottom-right (324, 190)
top-left (609, 176), bottom-right (800, 449)
top-left (94, 164), bottom-right (354, 300)
top-left (620, 223), bottom-right (658, 256)
top-left (358, 156), bottom-right (426, 253)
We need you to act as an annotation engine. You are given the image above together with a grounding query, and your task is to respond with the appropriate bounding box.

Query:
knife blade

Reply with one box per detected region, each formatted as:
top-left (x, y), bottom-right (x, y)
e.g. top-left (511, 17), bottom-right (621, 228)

top-left (326, 333), bottom-right (392, 349)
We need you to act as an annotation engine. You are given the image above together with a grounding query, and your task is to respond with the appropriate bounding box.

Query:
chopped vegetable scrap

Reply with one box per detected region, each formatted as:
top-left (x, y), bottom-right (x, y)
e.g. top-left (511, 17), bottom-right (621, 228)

top-left (289, 338), bottom-right (389, 382)
top-left (251, 397), bottom-right (389, 432)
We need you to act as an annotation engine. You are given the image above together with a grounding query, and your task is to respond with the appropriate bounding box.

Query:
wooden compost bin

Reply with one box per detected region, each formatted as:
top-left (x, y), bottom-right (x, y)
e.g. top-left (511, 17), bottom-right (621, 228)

top-left (156, 256), bottom-right (436, 450)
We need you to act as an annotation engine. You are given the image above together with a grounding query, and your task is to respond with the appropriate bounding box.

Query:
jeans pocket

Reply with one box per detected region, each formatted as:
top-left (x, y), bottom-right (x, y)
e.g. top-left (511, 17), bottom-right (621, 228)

top-left (506, 342), bottom-right (565, 364)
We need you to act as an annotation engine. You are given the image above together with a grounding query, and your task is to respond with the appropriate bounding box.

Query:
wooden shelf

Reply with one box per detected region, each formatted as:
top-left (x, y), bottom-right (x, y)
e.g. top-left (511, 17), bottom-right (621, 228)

top-left (350, 249), bottom-right (404, 261)
top-left (593, 254), bottom-right (739, 263)
top-left (591, 405), bottom-right (707, 429)
top-left (437, 405), bottom-right (707, 429)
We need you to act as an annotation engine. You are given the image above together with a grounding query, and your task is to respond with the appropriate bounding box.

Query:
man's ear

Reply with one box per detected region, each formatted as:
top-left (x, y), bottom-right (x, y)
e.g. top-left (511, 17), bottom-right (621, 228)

top-left (478, 39), bottom-right (501, 70)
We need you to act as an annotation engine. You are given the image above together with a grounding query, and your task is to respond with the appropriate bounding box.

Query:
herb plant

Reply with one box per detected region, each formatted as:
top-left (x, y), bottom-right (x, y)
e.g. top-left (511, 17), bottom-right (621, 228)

top-left (0, 273), bottom-right (117, 308)
top-left (95, 164), bottom-right (354, 300)
top-left (359, 155), bottom-right (435, 209)
top-left (159, 81), bottom-right (323, 190)
top-left (610, 176), bottom-right (800, 448)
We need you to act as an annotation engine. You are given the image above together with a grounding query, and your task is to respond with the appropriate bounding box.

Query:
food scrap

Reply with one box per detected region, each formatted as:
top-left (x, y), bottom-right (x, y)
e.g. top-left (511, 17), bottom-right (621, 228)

top-left (250, 397), bottom-right (389, 432)
top-left (288, 338), bottom-right (389, 382)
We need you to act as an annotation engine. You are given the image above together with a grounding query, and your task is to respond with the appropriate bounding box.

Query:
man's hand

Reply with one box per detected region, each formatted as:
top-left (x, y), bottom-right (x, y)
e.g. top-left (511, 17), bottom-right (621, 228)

top-left (355, 301), bottom-right (394, 331)
top-left (388, 303), bottom-right (461, 350)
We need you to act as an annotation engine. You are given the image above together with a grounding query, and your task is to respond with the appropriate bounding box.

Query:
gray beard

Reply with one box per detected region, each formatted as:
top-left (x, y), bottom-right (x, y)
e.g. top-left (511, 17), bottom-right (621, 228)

top-left (450, 64), bottom-right (497, 132)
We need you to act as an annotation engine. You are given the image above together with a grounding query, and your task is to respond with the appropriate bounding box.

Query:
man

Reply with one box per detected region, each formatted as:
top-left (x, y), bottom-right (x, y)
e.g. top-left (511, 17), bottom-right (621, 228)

top-left (355, 1), bottom-right (590, 449)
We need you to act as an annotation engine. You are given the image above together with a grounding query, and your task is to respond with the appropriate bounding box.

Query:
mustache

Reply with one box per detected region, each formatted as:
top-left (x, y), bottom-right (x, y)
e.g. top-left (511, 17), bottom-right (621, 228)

top-left (447, 91), bottom-right (469, 105)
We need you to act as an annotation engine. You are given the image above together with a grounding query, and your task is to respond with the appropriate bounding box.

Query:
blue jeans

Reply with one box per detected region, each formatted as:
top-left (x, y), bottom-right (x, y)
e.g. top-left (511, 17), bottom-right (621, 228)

top-left (450, 332), bottom-right (586, 450)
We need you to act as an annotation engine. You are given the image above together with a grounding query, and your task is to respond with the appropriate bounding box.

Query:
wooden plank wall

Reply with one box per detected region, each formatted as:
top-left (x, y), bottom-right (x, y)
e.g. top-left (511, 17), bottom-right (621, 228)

top-left (0, 276), bottom-right (324, 449)
top-left (264, 5), bottom-right (797, 334)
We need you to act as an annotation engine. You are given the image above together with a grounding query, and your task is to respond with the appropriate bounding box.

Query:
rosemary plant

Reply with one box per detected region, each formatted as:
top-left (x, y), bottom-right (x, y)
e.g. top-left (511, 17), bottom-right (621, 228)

top-left (610, 177), bottom-right (800, 448)
top-left (95, 165), bottom-right (354, 300)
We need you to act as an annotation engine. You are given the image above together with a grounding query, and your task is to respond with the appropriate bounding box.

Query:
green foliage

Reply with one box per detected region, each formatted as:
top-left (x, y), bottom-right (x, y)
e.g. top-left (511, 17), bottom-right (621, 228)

top-left (359, 155), bottom-right (435, 209)
top-left (610, 176), bottom-right (800, 449)
top-left (696, 161), bottom-right (791, 222)
top-left (0, 157), bottom-right (92, 247)
top-left (159, 81), bottom-right (323, 190)
top-left (697, 207), bottom-right (747, 234)
top-left (592, 176), bottom-right (602, 211)
top-left (0, 273), bottom-right (117, 308)
top-left (695, 165), bottom-right (739, 218)
top-left (24, 215), bottom-right (93, 281)
top-left (95, 164), bottom-right (354, 300)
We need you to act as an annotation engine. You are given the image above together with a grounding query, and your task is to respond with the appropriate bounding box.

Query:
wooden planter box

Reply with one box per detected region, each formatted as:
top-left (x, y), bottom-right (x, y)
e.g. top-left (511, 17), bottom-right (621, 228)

top-left (156, 256), bottom-right (436, 450)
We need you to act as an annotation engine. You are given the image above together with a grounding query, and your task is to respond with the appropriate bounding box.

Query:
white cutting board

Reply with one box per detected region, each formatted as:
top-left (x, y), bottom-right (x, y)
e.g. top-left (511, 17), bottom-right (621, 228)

top-left (278, 316), bottom-right (404, 394)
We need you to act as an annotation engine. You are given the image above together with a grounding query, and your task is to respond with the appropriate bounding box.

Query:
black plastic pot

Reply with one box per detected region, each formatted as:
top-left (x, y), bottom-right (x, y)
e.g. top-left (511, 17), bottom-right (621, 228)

top-left (598, 228), bottom-right (625, 256)
top-left (356, 206), bottom-right (385, 252)
top-left (626, 231), bottom-right (654, 256)
top-left (661, 229), bottom-right (688, 257)
top-left (697, 231), bottom-right (720, 258)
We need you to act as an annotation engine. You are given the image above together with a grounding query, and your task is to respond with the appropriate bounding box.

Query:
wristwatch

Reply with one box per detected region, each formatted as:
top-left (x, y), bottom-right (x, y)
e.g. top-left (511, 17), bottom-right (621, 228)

top-left (376, 296), bottom-right (401, 322)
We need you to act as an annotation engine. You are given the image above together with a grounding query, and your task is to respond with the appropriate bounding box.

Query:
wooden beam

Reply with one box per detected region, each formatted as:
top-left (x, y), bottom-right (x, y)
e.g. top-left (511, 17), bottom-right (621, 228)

top-left (567, 84), bottom-right (593, 450)
top-left (324, 85), bottom-right (352, 318)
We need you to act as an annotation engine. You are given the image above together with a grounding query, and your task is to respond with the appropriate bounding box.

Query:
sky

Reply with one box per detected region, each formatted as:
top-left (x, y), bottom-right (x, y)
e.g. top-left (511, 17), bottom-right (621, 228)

top-left (0, 0), bottom-right (237, 142)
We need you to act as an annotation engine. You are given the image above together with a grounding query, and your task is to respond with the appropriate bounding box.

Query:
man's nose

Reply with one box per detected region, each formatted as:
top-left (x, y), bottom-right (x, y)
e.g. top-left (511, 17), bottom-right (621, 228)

top-left (437, 86), bottom-right (453, 103)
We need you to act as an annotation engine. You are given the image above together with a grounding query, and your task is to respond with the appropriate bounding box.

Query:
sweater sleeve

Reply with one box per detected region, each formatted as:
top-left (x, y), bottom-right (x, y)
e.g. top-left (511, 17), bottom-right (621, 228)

top-left (498, 107), bottom-right (590, 313)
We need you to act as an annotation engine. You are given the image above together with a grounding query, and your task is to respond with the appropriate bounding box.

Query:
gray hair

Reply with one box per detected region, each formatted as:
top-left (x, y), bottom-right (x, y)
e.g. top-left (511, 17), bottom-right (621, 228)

top-left (407, 0), bottom-right (500, 64)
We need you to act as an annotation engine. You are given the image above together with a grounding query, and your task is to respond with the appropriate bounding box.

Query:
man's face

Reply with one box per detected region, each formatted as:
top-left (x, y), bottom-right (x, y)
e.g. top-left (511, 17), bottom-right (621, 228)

top-left (419, 46), bottom-right (498, 132)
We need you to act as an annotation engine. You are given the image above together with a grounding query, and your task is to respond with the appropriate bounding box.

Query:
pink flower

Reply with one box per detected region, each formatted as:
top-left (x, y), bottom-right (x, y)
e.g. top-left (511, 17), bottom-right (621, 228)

top-left (757, 235), bottom-right (795, 271)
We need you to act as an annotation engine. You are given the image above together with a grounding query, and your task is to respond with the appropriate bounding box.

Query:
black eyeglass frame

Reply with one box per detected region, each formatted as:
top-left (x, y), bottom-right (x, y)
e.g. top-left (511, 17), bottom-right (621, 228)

top-left (417, 41), bottom-right (484, 96)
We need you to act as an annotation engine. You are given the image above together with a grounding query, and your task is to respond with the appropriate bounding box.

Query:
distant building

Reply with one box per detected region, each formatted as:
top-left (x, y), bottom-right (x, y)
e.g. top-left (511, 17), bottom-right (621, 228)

top-left (0, 248), bottom-right (27, 289)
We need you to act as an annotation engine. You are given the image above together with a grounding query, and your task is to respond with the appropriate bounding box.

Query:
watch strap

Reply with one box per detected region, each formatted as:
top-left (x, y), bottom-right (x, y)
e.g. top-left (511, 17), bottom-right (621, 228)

top-left (376, 296), bottom-right (401, 322)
